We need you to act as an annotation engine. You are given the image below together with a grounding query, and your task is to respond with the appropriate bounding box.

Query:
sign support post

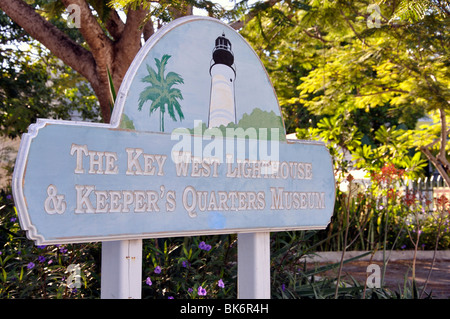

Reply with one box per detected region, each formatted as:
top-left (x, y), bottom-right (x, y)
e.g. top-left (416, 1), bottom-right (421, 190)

top-left (100, 239), bottom-right (142, 299)
top-left (237, 232), bottom-right (271, 299)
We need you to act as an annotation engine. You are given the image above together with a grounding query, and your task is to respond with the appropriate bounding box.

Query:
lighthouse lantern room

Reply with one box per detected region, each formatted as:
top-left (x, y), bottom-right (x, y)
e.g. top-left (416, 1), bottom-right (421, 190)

top-left (208, 33), bottom-right (237, 128)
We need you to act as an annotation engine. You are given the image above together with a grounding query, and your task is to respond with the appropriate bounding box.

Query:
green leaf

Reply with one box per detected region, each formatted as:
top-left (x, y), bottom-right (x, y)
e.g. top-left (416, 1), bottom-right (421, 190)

top-left (107, 67), bottom-right (116, 104)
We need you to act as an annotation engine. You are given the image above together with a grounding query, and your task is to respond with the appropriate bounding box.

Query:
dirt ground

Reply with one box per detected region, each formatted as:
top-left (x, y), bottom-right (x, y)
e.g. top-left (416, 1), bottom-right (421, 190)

top-left (311, 258), bottom-right (450, 299)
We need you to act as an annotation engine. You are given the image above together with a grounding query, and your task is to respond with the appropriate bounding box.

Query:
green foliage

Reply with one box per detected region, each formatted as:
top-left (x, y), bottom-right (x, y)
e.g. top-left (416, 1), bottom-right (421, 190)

top-left (0, 11), bottom-right (100, 139)
top-left (241, 0), bottom-right (448, 179)
top-left (108, 0), bottom-right (232, 21)
top-left (0, 189), bottom-right (101, 298)
top-left (226, 108), bottom-right (286, 141)
top-left (189, 108), bottom-right (286, 141)
top-left (119, 114), bottom-right (136, 130)
top-left (141, 235), bottom-right (237, 299)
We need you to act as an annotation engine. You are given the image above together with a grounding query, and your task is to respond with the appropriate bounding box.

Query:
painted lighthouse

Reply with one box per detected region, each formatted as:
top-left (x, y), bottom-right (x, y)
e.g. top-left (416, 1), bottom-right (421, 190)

top-left (208, 33), bottom-right (237, 128)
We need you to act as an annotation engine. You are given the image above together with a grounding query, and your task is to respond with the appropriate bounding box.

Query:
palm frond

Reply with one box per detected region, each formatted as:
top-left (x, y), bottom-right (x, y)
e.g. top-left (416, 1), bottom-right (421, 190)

top-left (155, 54), bottom-right (171, 82)
top-left (138, 86), bottom-right (161, 110)
top-left (143, 64), bottom-right (159, 84)
top-left (149, 95), bottom-right (165, 115)
top-left (381, 0), bottom-right (435, 22)
top-left (168, 88), bottom-right (183, 100)
top-left (169, 99), bottom-right (184, 121)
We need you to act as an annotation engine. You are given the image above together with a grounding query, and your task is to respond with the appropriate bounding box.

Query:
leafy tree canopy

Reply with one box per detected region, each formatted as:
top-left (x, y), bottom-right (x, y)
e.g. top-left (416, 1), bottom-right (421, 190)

top-left (240, 0), bottom-right (448, 181)
top-left (0, 9), bottom-right (99, 138)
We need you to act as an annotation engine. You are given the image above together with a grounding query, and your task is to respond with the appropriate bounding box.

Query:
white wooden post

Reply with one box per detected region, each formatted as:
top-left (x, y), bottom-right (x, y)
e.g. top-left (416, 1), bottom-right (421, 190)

top-left (237, 232), bottom-right (271, 299)
top-left (101, 239), bottom-right (143, 299)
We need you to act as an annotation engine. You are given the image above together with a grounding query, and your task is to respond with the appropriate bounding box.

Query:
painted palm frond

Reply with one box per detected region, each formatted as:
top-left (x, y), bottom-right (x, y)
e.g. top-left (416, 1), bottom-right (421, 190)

top-left (167, 88), bottom-right (184, 122)
top-left (138, 86), bottom-right (160, 111)
top-left (165, 72), bottom-right (184, 86)
top-left (138, 54), bottom-right (184, 132)
top-left (143, 63), bottom-right (159, 84)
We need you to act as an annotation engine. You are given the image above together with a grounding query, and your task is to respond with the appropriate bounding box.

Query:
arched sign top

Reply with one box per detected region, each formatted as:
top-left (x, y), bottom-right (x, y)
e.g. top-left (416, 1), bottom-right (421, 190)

top-left (111, 16), bottom-right (285, 138)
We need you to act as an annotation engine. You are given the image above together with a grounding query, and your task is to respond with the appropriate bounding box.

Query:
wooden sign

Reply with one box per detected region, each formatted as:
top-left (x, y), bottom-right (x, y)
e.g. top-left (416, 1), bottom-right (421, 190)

top-left (12, 16), bottom-right (335, 245)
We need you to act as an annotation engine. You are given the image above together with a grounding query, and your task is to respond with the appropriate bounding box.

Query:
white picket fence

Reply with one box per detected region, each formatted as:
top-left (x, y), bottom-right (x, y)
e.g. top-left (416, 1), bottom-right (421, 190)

top-left (349, 173), bottom-right (448, 212)
top-left (403, 175), bottom-right (448, 211)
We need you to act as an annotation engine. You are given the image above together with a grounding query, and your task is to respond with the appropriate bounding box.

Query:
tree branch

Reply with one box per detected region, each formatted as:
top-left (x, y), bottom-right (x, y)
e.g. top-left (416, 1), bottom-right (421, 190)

top-left (0, 0), bottom-right (96, 83)
top-left (339, 8), bottom-right (370, 47)
top-left (437, 108), bottom-right (450, 169)
top-left (112, 6), bottom-right (148, 89)
top-left (143, 18), bottom-right (154, 41)
top-left (61, 0), bottom-right (113, 63)
top-left (423, 128), bottom-right (450, 150)
top-left (420, 146), bottom-right (450, 187)
top-left (118, 6), bottom-right (148, 49)
top-left (420, 109), bottom-right (450, 187)
top-left (356, 88), bottom-right (409, 97)
top-left (106, 9), bottom-right (125, 40)
top-left (303, 28), bottom-right (329, 43)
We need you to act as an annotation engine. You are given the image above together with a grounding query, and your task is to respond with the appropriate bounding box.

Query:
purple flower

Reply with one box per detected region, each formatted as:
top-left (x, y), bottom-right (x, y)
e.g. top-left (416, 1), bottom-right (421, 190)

top-left (198, 286), bottom-right (207, 296)
top-left (218, 279), bottom-right (225, 288)
top-left (37, 245), bottom-right (47, 250)
top-left (6, 195), bottom-right (11, 200)
top-left (145, 277), bottom-right (152, 286)
top-left (182, 261), bottom-right (188, 268)
top-left (168, 296), bottom-right (174, 299)
top-left (59, 246), bottom-right (68, 254)
top-left (187, 288), bottom-right (193, 293)
top-left (27, 262), bottom-right (35, 269)
top-left (154, 266), bottom-right (161, 274)
top-left (199, 241), bottom-right (211, 251)
top-left (10, 217), bottom-right (16, 223)
top-left (38, 255), bottom-right (46, 263)
top-left (282, 284), bottom-right (286, 291)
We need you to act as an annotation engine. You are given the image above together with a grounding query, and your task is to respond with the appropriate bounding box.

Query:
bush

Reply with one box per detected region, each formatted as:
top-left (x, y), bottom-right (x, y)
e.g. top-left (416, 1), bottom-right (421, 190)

top-left (0, 189), bottom-right (101, 298)
top-left (141, 235), bottom-right (237, 299)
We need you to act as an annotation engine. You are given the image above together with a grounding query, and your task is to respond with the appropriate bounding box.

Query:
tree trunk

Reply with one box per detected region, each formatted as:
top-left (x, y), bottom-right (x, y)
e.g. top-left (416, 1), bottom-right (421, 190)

top-left (420, 108), bottom-right (450, 187)
top-left (161, 109), bottom-right (165, 133)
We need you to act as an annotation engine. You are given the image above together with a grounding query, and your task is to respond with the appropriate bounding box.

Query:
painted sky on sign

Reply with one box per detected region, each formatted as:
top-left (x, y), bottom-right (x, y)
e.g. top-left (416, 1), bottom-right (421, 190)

top-left (120, 19), bottom-right (280, 133)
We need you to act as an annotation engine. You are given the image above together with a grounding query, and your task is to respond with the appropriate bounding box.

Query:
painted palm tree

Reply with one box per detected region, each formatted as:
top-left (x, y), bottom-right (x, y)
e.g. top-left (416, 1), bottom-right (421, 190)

top-left (138, 54), bottom-right (184, 132)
